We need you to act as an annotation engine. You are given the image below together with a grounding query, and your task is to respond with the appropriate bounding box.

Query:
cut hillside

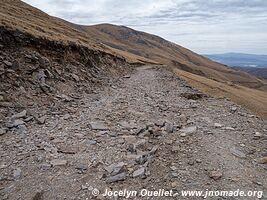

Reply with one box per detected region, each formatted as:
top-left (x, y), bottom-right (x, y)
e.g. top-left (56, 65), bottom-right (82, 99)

top-left (83, 24), bottom-right (267, 91)
top-left (0, 0), bottom-right (136, 117)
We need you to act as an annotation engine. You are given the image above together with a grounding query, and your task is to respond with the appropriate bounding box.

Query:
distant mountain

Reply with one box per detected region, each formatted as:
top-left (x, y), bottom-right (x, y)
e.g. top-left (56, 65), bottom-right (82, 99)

top-left (204, 53), bottom-right (267, 68)
top-left (233, 67), bottom-right (267, 80)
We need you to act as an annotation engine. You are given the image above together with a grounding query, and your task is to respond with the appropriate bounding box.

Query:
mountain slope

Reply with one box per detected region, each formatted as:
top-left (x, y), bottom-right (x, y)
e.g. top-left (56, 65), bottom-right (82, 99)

top-left (233, 67), bottom-right (267, 80)
top-left (82, 24), bottom-right (267, 90)
top-left (0, 0), bottom-right (102, 49)
top-left (0, 0), bottom-right (156, 64)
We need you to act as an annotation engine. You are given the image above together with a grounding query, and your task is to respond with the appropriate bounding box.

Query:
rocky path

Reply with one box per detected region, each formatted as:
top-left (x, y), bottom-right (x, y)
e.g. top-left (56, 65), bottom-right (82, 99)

top-left (0, 65), bottom-right (266, 200)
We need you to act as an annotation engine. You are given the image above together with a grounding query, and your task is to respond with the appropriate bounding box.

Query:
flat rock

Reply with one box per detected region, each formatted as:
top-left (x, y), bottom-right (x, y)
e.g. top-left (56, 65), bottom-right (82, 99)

top-left (50, 159), bottom-right (68, 166)
top-left (7, 119), bottom-right (25, 128)
top-left (201, 117), bottom-right (212, 123)
top-left (172, 146), bottom-right (180, 153)
top-left (171, 181), bottom-right (179, 188)
top-left (253, 132), bottom-right (262, 139)
top-left (3, 60), bottom-right (12, 67)
top-left (83, 139), bottom-right (97, 145)
top-left (155, 120), bottom-right (165, 127)
top-left (119, 121), bottom-right (137, 129)
top-left (58, 146), bottom-right (79, 154)
top-left (225, 127), bottom-right (235, 130)
top-left (133, 167), bottom-right (145, 178)
top-left (75, 165), bottom-right (88, 173)
top-left (149, 145), bottom-right (159, 155)
top-left (24, 116), bottom-right (33, 122)
top-left (57, 94), bottom-right (73, 102)
top-left (17, 124), bottom-right (27, 134)
top-left (123, 135), bottom-right (137, 144)
top-left (230, 147), bottom-right (246, 158)
top-left (180, 126), bottom-right (197, 135)
top-left (170, 172), bottom-right (179, 178)
top-left (230, 106), bottom-right (237, 113)
top-left (62, 114), bottom-right (71, 120)
top-left (40, 163), bottom-right (52, 170)
top-left (13, 168), bottom-right (22, 179)
top-left (214, 123), bottom-right (223, 128)
top-left (209, 170), bottom-right (223, 180)
top-left (165, 139), bottom-right (173, 144)
top-left (135, 154), bottom-right (148, 165)
top-left (90, 121), bottom-right (109, 130)
top-left (71, 74), bottom-right (80, 82)
top-left (36, 116), bottom-right (46, 124)
top-left (11, 110), bottom-right (27, 119)
top-left (180, 133), bottom-right (186, 137)
top-left (0, 128), bottom-right (7, 136)
top-left (127, 143), bottom-right (136, 153)
top-left (123, 75), bottom-right (131, 78)
top-left (165, 122), bottom-right (174, 133)
top-left (106, 172), bottom-right (126, 183)
top-left (117, 138), bottom-right (125, 144)
top-left (104, 162), bottom-right (125, 175)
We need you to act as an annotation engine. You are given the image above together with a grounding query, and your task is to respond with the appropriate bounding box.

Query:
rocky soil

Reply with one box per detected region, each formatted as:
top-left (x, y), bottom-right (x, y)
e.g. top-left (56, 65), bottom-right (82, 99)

top-left (0, 64), bottom-right (266, 199)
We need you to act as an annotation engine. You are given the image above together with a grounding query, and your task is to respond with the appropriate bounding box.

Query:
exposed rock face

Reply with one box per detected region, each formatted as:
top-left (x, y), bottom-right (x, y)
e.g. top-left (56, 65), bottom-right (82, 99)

top-left (133, 167), bottom-right (145, 178)
top-left (0, 28), bottom-right (132, 118)
top-left (0, 27), bottom-right (134, 134)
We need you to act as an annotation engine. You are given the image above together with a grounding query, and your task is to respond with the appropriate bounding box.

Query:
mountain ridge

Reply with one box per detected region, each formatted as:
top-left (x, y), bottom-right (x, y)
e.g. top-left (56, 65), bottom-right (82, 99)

top-left (233, 66), bottom-right (267, 80)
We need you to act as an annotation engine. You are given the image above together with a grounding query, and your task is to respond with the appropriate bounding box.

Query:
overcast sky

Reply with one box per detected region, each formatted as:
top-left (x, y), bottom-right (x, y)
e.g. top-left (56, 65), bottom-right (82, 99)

top-left (22, 0), bottom-right (267, 54)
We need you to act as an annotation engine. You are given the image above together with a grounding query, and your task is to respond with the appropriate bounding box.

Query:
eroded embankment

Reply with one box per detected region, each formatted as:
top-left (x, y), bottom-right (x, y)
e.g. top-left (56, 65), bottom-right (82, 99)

top-left (0, 27), bottom-right (135, 123)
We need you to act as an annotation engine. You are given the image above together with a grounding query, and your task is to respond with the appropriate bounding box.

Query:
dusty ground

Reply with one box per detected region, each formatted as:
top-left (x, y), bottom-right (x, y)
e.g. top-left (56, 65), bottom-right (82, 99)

top-left (0, 65), bottom-right (266, 200)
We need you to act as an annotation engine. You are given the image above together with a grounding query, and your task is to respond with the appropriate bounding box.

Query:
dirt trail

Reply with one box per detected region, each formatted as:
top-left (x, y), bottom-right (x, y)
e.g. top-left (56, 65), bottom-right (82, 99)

top-left (0, 65), bottom-right (266, 200)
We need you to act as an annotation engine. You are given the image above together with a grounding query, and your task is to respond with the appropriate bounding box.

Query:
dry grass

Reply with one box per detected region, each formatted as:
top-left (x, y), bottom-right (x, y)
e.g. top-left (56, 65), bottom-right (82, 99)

top-left (109, 47), bottom-right (159, 64)
top-left (175, 68), bottom-right (267, 118)
top-left (0, 0), bottom-right (101, 48)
